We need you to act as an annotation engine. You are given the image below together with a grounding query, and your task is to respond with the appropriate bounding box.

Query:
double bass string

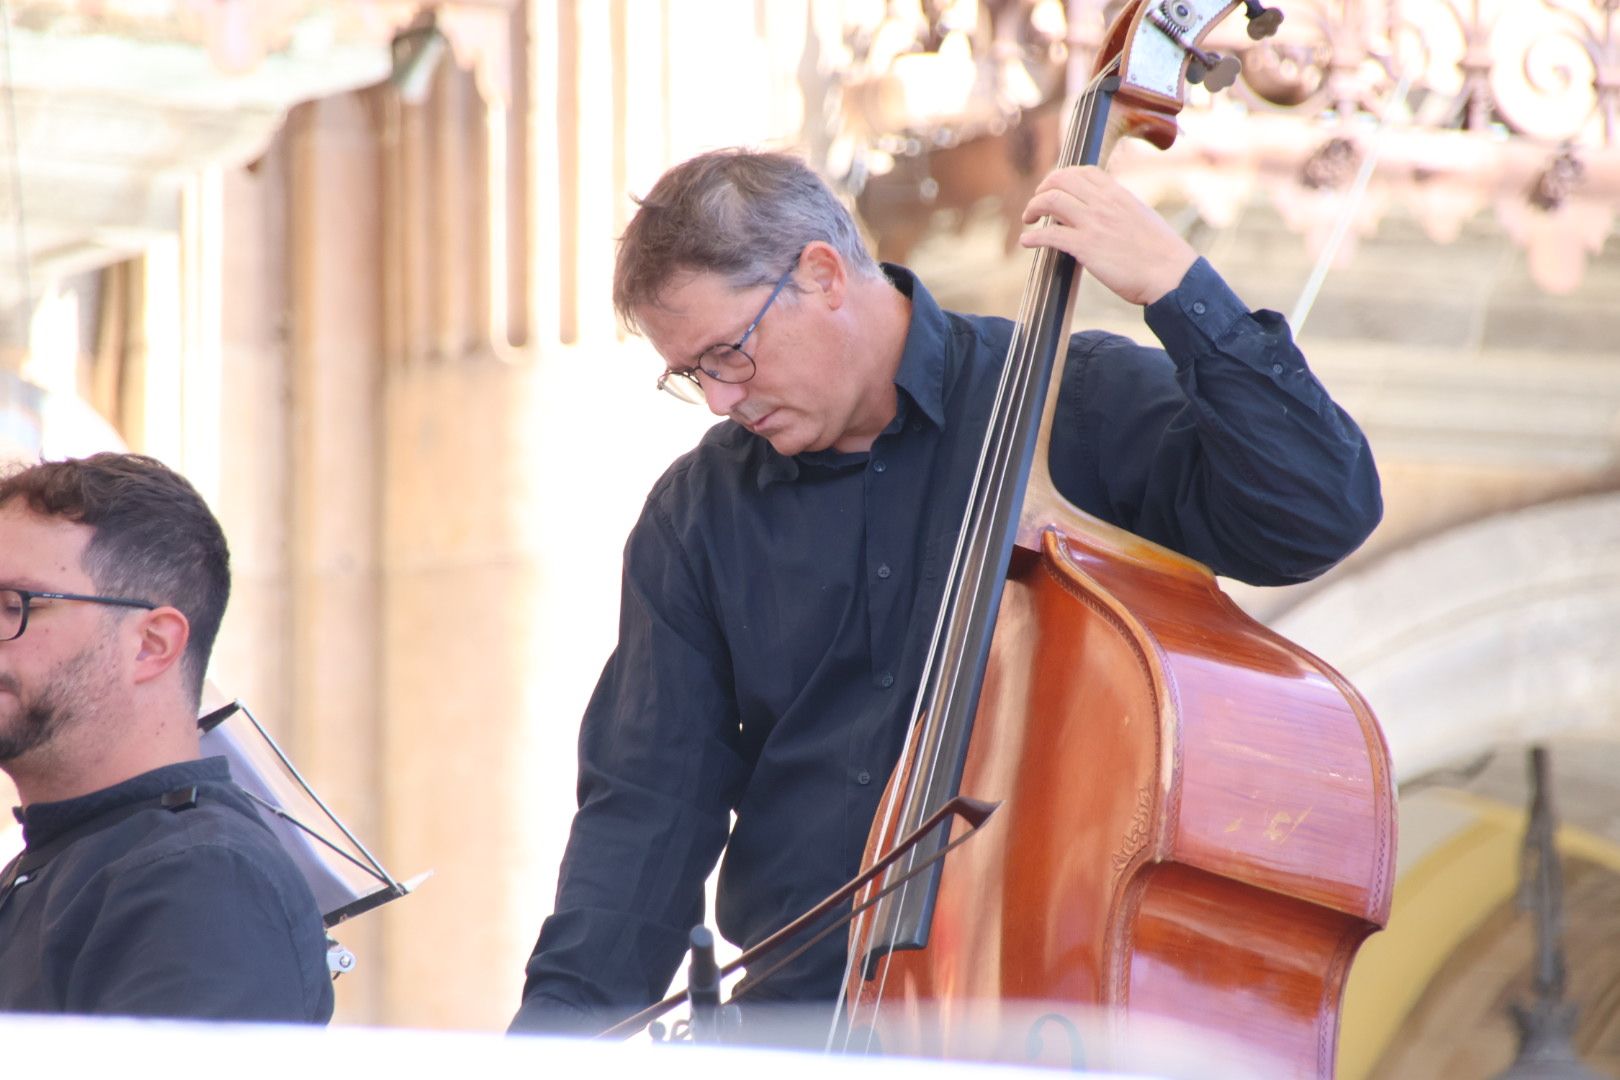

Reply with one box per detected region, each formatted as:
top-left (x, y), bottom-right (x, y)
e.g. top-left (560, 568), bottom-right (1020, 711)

top-left (881, 65), bottom-right (1111, 933)
top-left (843, 71), bottom-right (1109, 1046)
top-left (893, 67), bottom-right (1112, 880)
top-left (833, 63), bottom-right (1117, 1051)
top-left (904, 59), bottom-right (1118, 854)
top-left (829, 129), bottom-right (1084, 1051)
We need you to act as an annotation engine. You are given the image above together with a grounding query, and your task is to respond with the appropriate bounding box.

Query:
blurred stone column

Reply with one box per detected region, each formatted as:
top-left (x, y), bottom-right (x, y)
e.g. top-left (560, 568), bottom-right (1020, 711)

top-left (210, 148), bottom-right (294, 798)
top-left (285, 94), bottom-right (387, 1023)
top-left (369, 41), bottom-right (551, 1025)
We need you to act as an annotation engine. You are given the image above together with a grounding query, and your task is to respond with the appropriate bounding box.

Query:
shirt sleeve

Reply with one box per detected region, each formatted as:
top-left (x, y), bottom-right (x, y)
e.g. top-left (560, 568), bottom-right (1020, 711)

top-left (64, 842), bottom-right (334, 1022)
top-left (1048, 257), bottom-right (1382, 586)
top-left (511, 497), bottom-right (748, 1035)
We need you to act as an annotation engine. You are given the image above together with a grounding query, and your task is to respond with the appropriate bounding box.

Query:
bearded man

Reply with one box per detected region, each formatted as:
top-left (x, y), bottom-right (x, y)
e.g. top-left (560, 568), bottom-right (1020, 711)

top-left (0, 453), bottom-right (333, 1023)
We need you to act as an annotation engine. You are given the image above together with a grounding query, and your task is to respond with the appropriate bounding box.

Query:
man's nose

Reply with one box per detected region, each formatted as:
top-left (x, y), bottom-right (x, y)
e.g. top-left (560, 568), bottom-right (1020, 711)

top-left (702, 379), bottom-right (746, 416)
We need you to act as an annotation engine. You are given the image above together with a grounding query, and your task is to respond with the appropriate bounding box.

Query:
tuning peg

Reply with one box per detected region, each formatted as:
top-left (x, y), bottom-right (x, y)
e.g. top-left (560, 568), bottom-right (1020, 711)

top-left (1186, 48), bottom-right (1242, 92)
top-left (1243, 0), bottom-right (1284, 39)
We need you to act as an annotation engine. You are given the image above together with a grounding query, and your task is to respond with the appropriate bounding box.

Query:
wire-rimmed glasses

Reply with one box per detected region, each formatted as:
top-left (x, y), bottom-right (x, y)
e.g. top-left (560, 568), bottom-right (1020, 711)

top-left (1, 588), bottom-right (157, 642)
top-left (656, 261), bottom-right (799, 405)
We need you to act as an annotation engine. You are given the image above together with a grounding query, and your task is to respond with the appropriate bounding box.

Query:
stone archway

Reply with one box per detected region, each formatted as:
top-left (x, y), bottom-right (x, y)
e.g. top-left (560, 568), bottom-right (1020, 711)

top-left (1273, 490), bottom-right (1620, 781)
top-left (1269, 493), bottom-right (1620, 1077)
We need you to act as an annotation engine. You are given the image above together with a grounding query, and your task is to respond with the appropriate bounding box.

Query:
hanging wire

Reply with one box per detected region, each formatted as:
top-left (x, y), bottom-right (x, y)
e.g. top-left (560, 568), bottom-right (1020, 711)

top-left (1287, 69), bottom-right (1414, 337)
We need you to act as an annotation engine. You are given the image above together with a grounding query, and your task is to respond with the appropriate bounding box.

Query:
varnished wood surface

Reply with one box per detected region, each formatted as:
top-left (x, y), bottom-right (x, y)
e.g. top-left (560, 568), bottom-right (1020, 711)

top-left (845, 6), bottom-right (1394, 1069)
top-left (849, 507), bottom-right (1396, 1076)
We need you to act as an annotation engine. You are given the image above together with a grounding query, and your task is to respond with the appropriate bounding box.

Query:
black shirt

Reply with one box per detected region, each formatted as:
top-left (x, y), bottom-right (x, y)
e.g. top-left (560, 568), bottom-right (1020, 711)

top-left (512, 259), bottom-right (1380, 1031)
top-left (0, 757), bottom-right (334, 1022)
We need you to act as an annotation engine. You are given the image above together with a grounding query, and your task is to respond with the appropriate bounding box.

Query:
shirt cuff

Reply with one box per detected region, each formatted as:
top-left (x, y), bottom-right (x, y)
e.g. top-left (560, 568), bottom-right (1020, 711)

top-left (1142, 256), bottom-right (1249, 364)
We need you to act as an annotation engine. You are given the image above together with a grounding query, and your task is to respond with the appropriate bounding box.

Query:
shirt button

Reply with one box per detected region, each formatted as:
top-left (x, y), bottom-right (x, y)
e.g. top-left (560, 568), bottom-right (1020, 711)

top-left (1272, 363), bottom-right (1284, 375)
top-left (879, 672), bottom-right (895, 689)
top-left (1192, 300), bottom-right (1207, 315)
top-left (877, 564), bottom-right (892, 579)
top-left (856, 770), bottom-right (872, 785)
top-left (872, 459), bottom-right (887, 474)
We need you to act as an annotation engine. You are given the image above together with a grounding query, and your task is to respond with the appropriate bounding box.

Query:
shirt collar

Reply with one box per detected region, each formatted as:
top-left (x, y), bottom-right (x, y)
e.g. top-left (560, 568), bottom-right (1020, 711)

top-left (15, 756), bottom-right (231, 850)
top-left (883, 263), bottom-right (950, 429)
top-left (754, 263), bottom-right (952, 490)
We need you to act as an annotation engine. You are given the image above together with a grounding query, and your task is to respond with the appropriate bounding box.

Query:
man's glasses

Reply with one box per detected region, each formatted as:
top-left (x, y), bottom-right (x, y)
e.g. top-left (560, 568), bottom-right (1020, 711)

top-left (657, 261), bottom-right (799, 405)
top-left (1, 588), bottom-right (157, 643)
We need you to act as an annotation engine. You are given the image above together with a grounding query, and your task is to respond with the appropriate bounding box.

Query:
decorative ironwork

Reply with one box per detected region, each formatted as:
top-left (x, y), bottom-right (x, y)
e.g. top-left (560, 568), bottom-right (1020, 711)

top-left (1301, 135), bottom-right (1362, 188)
top-left (824, 0), bottom-right (1620, 293)
top-left (1529, 146), bottom-right (1587, 210)
top-left (1209, 0), bottom-right (1619, 144)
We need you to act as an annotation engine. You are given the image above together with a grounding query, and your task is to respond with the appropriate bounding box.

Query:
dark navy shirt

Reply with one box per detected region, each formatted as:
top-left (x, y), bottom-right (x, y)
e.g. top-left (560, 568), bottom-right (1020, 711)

top-left (512, 259), bottom-right (1380, 1031)
top-left (0, 757), bottom-right (334, 1022)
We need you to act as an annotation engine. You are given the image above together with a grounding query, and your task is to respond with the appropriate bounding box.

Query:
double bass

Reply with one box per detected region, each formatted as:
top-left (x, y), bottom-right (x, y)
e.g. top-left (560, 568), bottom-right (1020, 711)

top-left (836, 1), bottom-right (1396, 1074)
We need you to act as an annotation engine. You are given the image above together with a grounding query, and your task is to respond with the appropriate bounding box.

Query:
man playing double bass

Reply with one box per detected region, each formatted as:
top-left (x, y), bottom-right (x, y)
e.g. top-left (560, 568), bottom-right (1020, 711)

top-left (510, 148), bottom-right (1380, 1036)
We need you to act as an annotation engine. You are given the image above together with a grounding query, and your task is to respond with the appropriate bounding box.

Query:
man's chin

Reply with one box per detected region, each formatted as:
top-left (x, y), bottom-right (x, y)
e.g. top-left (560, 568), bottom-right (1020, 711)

top-left (0, 729), bottom-right (32, 765)
top-left (766, 436), bottom-right (804, 457)
top-left (0, 705), bottom-right (57, 765)
top-left (762, 426), bottom-right (815, 457)
top-left (762, 421), bottom-right (844, 458)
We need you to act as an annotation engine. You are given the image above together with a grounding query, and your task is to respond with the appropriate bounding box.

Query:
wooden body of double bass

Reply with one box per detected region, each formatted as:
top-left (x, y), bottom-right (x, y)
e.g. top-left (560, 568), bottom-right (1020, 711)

top-left (850, 500), bottom-right (1396, 1075)
top-left (841, 6), bottom-right (1395, 1071)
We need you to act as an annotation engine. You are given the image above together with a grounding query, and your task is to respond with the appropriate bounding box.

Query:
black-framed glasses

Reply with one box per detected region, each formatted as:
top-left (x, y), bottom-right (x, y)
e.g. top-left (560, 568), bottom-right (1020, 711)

top-left (656, 261), bottom-right (799, 405)
top-left (1, 588), bottom-right (157, 643)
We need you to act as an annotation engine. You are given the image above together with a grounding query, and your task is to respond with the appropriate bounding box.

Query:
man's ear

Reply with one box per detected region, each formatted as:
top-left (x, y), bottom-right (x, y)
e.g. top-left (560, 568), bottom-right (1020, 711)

top-left (131, 607), bottom-right (191, 686)
top-left (798, 241), bottom-right (848, 309)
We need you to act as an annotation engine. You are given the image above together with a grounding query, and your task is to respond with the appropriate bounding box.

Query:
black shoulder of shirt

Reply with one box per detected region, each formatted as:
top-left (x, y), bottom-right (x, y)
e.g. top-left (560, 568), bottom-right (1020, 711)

top-left (2, 757), bottom-right (335, 1023)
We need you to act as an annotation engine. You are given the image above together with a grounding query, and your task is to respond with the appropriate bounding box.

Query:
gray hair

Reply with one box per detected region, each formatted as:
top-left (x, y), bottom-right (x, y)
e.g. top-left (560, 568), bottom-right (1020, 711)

top-left (613, 149), bottom-right (881, 330)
